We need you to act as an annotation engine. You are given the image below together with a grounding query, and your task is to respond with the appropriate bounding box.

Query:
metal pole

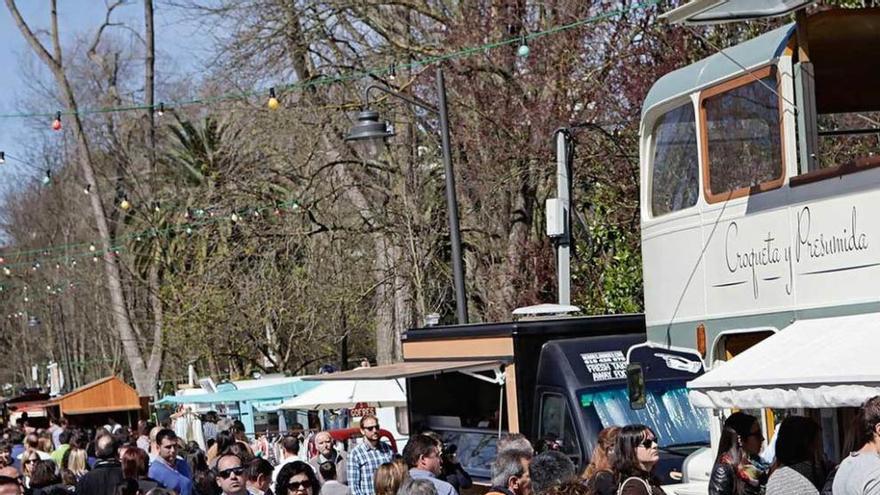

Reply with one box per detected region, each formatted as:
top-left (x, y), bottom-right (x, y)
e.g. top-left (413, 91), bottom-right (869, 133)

top-left (436, 67), bottom-right (468, 324)
top-left (555, 132), bottom-right (571, 305)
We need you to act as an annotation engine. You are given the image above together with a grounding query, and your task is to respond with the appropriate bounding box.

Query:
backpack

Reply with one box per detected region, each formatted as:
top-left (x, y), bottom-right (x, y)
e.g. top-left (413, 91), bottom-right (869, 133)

top-left (616, 476), bottom-right (652, 495)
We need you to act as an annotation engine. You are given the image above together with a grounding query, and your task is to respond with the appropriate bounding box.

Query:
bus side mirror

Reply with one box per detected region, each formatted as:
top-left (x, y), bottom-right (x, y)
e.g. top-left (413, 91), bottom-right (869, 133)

top-left (627, 363), bottom-right (646, 410)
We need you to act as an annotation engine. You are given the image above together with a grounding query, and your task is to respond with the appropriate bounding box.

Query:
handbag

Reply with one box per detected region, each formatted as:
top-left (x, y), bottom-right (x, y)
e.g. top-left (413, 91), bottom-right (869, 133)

top-left (617, 476), bottom-right (652, 495)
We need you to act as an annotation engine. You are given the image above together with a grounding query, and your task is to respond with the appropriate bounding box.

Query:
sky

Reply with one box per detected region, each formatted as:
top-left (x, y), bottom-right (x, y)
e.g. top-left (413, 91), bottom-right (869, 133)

top-left (0, 1), bottom-right (213, 181)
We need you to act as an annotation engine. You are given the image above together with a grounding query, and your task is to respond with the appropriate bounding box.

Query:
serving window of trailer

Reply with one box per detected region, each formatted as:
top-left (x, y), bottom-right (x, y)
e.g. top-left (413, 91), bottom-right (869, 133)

top-left (650, 102), bottom-right (700, 217)
top-left (700, 66), bottom-right (785, 203)
top-left (790, 9), bottom-right (880, 183)
top-left (409, 371), bottom-right (507, 480)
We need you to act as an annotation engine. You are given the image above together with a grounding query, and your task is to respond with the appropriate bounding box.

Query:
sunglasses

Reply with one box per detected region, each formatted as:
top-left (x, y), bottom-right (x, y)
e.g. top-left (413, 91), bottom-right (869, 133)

top-left (217, 467), bottom-right (245, 479)
top-left (640, 438), bottom-right (658, 449)
top-left (288, 480), bottom-right (312, 491)
top-left (362, 425), bottom-right (380, 431)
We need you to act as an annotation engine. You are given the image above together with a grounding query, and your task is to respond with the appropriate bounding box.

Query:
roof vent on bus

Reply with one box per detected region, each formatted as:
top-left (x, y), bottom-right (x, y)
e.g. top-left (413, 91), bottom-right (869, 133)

top-left (512, 303), bottom-right (581, 320)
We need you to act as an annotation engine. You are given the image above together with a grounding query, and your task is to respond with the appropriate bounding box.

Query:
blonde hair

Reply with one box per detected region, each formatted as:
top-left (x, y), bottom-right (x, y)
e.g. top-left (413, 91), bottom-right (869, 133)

top-left (66, 448), bottom-right (88, 476)
top-left (583, 426), bottom-right (620, 479)
top-left (37, 436), bottom-right (54, 454)
top-left (373, 459), bottom-right (408, 495)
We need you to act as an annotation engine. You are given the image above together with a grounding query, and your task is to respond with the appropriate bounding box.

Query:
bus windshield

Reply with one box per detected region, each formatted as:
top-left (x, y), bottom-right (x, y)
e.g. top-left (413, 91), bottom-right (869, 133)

top-left (579, 383), bottom-right (710, 448)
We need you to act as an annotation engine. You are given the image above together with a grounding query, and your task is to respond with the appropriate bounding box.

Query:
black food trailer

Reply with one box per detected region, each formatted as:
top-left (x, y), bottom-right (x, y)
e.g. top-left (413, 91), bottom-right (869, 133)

top-left (308, 314), bottom-right (709, 484)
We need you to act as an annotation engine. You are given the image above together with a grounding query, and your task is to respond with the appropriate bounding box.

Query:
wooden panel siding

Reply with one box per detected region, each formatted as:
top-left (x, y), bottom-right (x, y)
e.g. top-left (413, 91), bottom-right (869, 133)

top-left (403, 337), bottom-right (514, 360)
top-left (52, 376), bottom-right (141, 415)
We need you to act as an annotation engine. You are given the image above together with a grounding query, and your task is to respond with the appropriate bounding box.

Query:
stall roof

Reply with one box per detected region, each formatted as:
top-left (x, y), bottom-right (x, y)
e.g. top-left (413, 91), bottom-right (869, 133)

top-left (155, 378), bottom-right (319, 405)
top-left (2, 392), bottom-right (50, 406)
top-left (302, 359), bottom-right (505, 381)
top-left (688, 312), bottom-right (880, 409)
top-left (51, 376), bottom-right (140, 415)
top-left (279, 379), bottom-right (407, 410)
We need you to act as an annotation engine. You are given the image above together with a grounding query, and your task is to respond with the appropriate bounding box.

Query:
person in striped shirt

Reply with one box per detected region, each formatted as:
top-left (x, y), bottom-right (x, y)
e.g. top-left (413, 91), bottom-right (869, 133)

top-left (347, 416), bottom-right (393, 495)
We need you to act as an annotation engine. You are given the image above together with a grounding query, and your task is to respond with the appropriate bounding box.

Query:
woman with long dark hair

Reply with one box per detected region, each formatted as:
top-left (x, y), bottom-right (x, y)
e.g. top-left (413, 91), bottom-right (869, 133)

top-left (612, 425), bottom-right (663, 495)
top-left (708, 413), bottom-right (766, 495)
top-left (765, 416), bottom-right (825, 495)
top-left (708, 428), bottom-right (757, 495)
top-left (277, 461), bottom-right (322, 495)
top-left (187, 449), bottom-right (218, 495)
top-left (709, 412), bottom-right (767, 495)
top-left (582, 427), bottom-right (619, 495)
top-left (29, 460), bottom-right (67, 495)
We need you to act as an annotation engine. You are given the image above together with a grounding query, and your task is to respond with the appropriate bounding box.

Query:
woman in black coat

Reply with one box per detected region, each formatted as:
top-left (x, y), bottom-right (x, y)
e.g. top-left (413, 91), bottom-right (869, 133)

top-left (709, 413), bottom-right (766, 495)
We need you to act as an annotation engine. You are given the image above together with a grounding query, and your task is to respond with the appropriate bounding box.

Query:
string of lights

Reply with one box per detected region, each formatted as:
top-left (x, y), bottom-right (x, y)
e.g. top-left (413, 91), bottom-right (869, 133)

top-left (0, 0), bottom-right (662, 306)
top-left (0, 0), bottom-right (660, 122)
top-left (0, 198), bottom-right (303, 272)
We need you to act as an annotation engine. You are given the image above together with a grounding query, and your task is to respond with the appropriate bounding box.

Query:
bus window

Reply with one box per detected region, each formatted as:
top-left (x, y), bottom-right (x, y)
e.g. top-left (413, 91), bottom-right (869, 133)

top-left (651, 103), bottom-right (699, 217)
top-left (651, 103), bottom-right (700, 217)
top-left (702, 67), bottom-right (784, 202)
top-left (538, 393), bottom-right (581, 464)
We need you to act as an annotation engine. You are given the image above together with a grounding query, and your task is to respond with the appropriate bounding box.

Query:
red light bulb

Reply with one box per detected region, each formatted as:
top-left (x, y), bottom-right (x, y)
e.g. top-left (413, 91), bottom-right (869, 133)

top-left (52, 112), bottom-right (62, 131)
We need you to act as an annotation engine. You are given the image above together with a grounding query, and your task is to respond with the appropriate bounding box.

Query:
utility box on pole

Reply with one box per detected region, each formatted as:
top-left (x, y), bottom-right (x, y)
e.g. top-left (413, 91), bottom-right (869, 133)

top-left (550, 130), bottom-right (573, 305)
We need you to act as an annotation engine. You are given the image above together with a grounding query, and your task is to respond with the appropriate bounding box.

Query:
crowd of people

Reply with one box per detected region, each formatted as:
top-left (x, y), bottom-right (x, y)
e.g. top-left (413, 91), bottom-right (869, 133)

top-left (704, 396), bottom-right (880, 495)
top-left (3, 396), bottom-right (880, 495)
top-left (0, 413), bottom-right (358, 495)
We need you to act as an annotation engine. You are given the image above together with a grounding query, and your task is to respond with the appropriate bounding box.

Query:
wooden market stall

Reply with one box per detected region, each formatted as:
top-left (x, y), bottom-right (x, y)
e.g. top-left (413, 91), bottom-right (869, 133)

top-left (48, 376), bottom-right (145, 427)
top-left (2, 392), bottom-right (52, 428)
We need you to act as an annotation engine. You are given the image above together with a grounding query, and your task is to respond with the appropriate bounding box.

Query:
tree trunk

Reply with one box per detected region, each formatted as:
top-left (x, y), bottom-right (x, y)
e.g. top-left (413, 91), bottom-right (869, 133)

top-left (5, 0), bottom-right (160, 396)
top-left (280, 1), bottom-right (413, 364)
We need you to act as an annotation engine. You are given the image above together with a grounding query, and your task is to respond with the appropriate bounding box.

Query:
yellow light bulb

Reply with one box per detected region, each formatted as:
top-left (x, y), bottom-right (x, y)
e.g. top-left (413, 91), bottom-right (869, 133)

top-left (120, 199), bottom-right (132, 211)
top-left (267, 87), bottom-right (280, 110)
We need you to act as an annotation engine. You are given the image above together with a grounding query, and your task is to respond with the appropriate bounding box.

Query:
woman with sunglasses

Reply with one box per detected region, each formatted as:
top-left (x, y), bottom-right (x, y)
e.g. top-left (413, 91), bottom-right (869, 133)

top-left (709, 413), bottom-right (767, 495)
top-left (22, 451), bottom-right (42, 488)
top-left (30, 460), bottom-right (67, 495)
top-left (612, 425), bottom-right (663, 495)
top-left (276, 461), bottom-right (321, 495)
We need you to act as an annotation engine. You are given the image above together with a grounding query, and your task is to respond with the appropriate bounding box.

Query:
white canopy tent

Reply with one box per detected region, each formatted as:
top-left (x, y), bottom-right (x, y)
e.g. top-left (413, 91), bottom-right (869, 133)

top-left (278, 378), bottom-right (407, 410)
top-left (688, 312), bottom-right (880, 409)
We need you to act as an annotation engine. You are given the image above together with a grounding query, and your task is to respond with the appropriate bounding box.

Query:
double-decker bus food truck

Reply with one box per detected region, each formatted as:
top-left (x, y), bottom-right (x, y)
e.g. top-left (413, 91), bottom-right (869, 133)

top-left (638, 0), bottom-right (880, 491)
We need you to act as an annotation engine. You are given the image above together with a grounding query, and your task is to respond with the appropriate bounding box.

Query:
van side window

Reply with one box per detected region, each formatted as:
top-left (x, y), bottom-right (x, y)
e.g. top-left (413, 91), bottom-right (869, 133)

top-left (650, 103), bottom-right (699, 216)
top-left (538, 393), bottom-right (581, 464)
top-left (702, 67), bottom-right (784, 202)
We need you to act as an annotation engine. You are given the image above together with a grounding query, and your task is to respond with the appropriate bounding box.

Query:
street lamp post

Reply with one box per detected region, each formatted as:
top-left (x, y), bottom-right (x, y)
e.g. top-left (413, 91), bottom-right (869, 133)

top-left (345, 67), bottom-right (468, 324)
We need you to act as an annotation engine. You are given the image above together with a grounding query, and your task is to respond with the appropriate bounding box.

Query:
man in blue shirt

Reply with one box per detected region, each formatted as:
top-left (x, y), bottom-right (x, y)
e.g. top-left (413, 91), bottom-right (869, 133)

top-left (404, 435), bottom-right (457, 495)
top-left (347, 416), bottom-right (393, 495)
top-left (8, 432), bottom-right (24, 472)
top-left (148, 429), bottom-right (193, 495)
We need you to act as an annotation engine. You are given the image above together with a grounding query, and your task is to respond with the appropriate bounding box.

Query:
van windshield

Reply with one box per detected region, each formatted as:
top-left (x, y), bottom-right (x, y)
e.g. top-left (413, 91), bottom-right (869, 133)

top-left (578, 383), bottom-right (710, 448)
